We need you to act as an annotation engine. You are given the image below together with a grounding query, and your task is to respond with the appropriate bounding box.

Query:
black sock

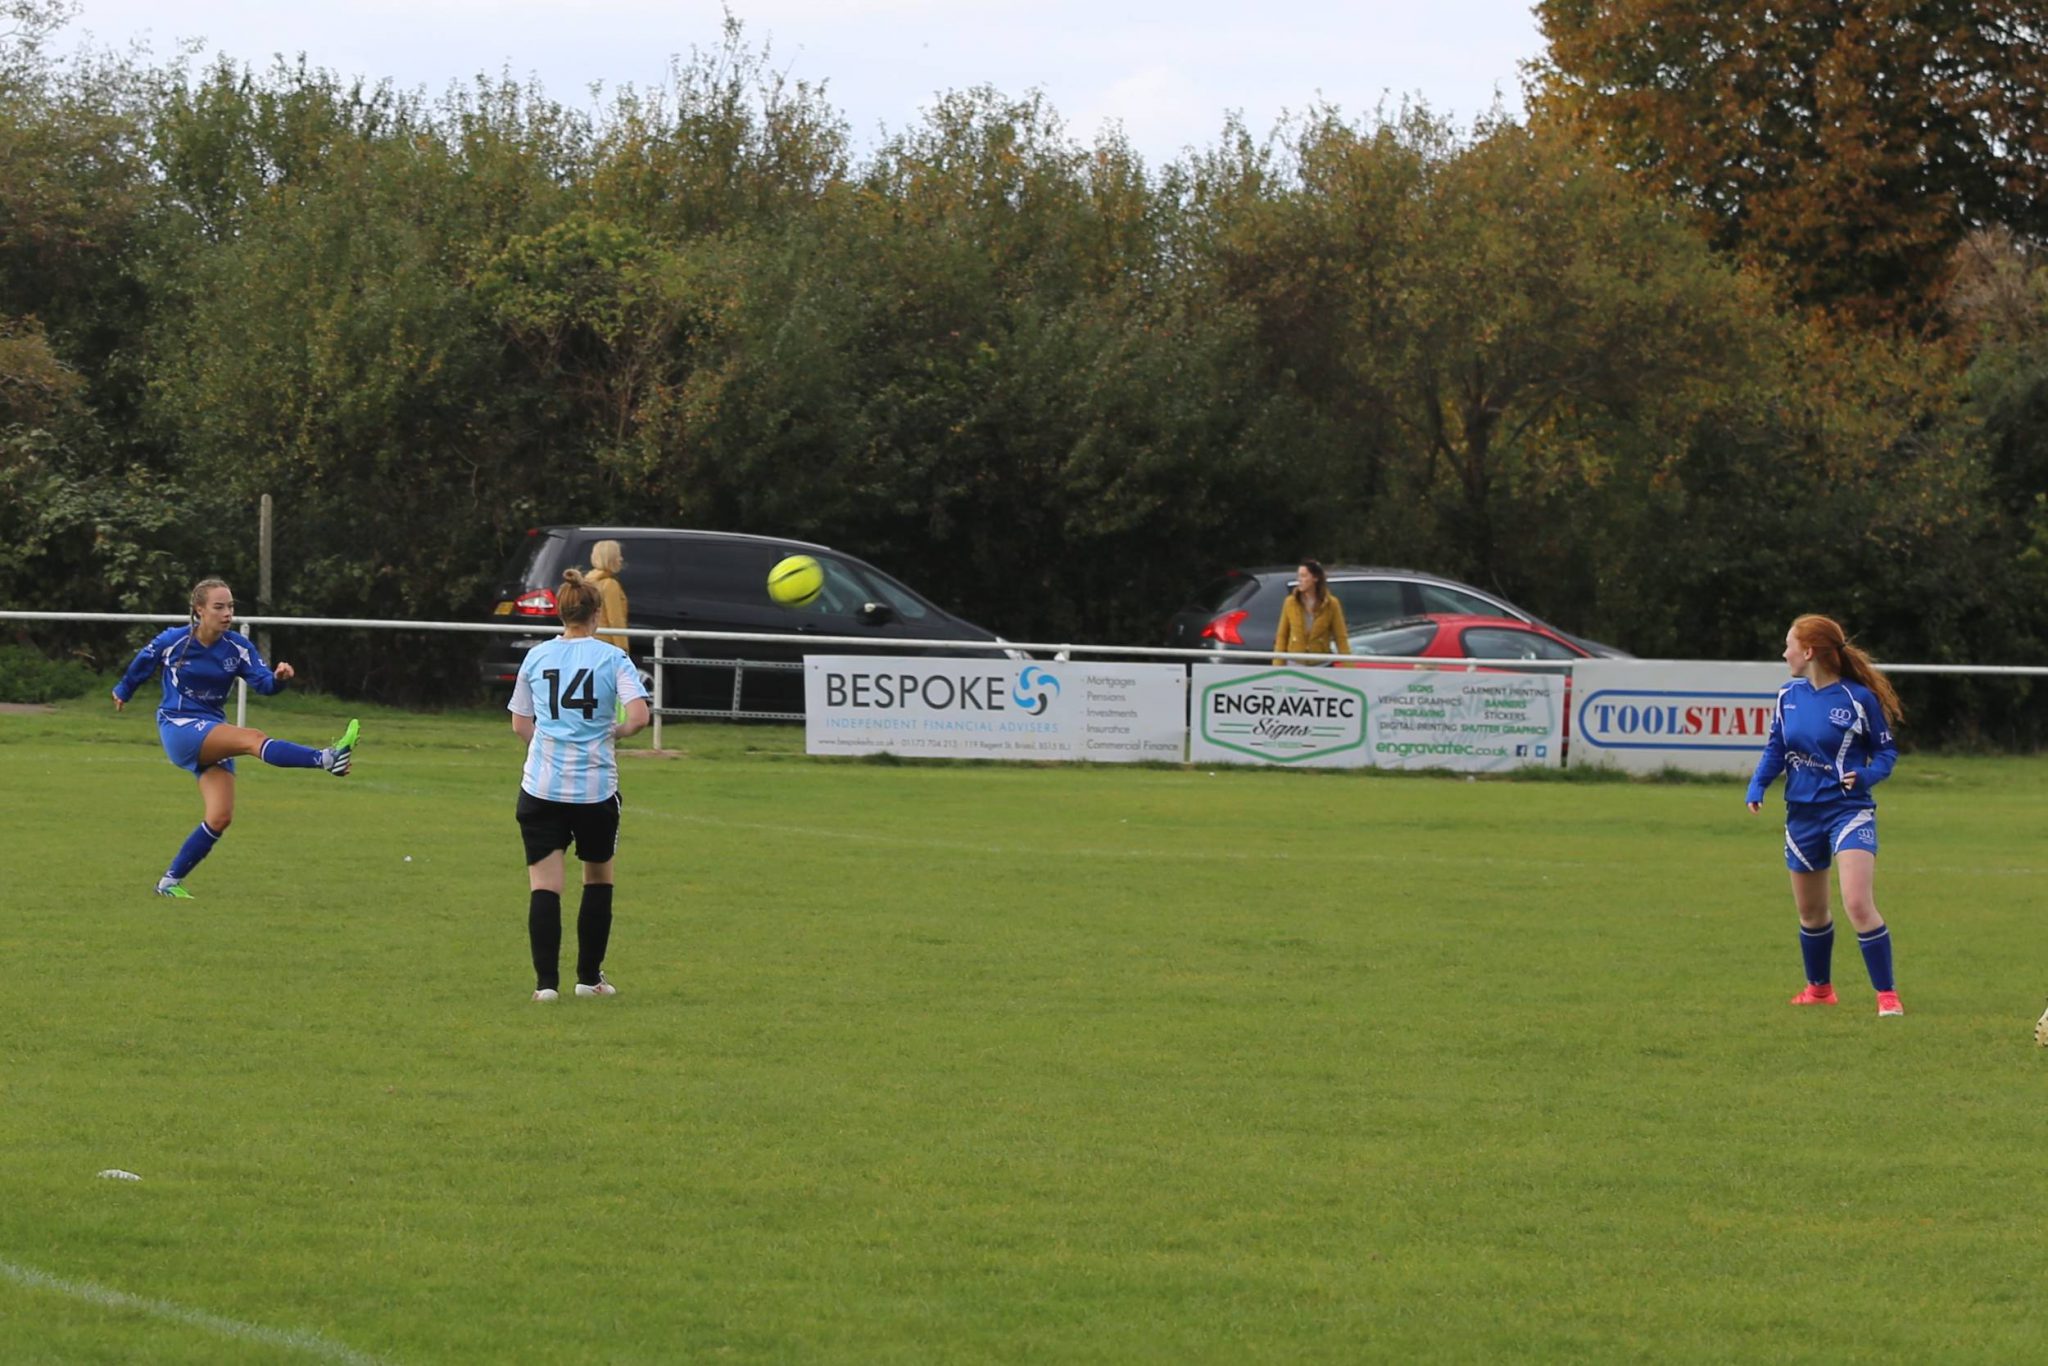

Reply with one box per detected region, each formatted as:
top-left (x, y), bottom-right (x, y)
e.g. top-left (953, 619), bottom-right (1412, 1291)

top-left (577, 884), bottom-right (615, 986)
top-left (529, 890), bottom-right (562, 991)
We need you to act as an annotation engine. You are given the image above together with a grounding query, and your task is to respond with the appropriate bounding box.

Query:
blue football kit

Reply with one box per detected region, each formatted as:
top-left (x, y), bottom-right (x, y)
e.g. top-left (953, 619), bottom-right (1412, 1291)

top-left (115, 626), bottom-right (287, 774)
top-left (115, 621), bottom-right (355, 898)
top-left (1746, 676), bottom-right (1897, 871)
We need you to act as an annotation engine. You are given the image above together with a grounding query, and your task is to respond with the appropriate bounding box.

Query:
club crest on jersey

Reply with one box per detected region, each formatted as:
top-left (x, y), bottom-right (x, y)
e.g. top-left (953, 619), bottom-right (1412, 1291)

top-left (1829, 707), bottom-right (1852, 726)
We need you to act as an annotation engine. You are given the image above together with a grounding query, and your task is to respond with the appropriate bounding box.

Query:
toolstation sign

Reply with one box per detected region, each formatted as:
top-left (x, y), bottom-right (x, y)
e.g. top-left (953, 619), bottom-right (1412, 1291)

top-left (1576, 689), bottom-right (1774, 751)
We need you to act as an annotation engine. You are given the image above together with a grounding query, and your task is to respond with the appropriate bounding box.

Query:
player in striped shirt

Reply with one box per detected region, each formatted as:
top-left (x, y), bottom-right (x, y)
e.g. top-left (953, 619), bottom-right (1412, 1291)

top-left (509, 569), bottom-right (651, 1001)
top-left (1745, 614), bottom-right (1906, 1017)
top-left (112, 577), bottom-right (359, 899)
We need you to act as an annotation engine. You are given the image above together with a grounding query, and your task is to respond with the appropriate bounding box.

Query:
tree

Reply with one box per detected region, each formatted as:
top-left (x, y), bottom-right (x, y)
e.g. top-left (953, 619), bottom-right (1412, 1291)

top-left (658, 89), bottom-right (1287, 642)
top-left (1, 0), bottom-right (157, 420)
top-left (142, 59), bottom-right (571, 695)
top-left (1189, 111), bottom-right (1783, 625)
top-left (584, 15), bottom-right (849, 239)
top-left (1949, 230), bottom-right (2048, 527)
top-left (1944, 229), bottom-right (2048, 691)
top-left (0, 0), bottom-right (198, 645)
top-left (1532, 0), bottom-right (2048, 324)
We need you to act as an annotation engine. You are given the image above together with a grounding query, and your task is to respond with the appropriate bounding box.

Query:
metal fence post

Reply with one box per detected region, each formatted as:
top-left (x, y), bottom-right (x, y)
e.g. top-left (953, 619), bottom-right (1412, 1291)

top-left (652, 633), bottom-right (665, 752)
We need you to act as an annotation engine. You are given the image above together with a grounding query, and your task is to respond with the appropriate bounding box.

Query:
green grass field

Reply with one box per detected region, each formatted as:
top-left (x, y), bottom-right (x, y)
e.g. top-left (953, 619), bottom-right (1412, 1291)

top-left (2, 691), bottom-right (2045, 1363)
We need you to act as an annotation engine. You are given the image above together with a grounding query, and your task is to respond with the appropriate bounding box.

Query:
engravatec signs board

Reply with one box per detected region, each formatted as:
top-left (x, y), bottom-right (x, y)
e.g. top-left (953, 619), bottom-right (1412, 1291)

top-left (1365, 668), bottom-right (1566, 771)
top-left (1568, 660), bottom-right (1784, 774)
top-left (804, 657), bottom-right (1186, 762)
top-left (1188, 665), bottom-right (1564, 771)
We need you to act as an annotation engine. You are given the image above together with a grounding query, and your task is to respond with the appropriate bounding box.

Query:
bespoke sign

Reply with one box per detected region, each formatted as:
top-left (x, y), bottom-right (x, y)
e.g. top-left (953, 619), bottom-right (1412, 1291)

top-left (804, 657), bottom-right (1186, 762)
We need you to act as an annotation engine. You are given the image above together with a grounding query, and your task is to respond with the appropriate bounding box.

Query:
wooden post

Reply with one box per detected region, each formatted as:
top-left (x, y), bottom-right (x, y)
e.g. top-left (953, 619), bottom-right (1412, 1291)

top-left (259, 493), bottom-right (273, 663)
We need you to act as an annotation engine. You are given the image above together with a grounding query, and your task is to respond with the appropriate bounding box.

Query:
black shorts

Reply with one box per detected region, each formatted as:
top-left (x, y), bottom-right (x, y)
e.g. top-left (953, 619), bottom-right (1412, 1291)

top-left (516, 789), bottom-right (623, 866)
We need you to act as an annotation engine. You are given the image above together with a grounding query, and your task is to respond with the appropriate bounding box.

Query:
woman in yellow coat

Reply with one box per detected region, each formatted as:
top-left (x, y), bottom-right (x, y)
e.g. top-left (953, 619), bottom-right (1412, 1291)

top-left (586, 540), bottom-right (630, 653)
top-left (1273, 559), bottom-right (1349, 665)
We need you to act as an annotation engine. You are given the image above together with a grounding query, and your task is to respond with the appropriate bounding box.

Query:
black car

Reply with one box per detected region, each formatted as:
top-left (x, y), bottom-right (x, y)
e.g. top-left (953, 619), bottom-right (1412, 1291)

top-left (1164, 565), bottom-right (1629, 659)
top-left (483, 527), bottom-right (1013, 716)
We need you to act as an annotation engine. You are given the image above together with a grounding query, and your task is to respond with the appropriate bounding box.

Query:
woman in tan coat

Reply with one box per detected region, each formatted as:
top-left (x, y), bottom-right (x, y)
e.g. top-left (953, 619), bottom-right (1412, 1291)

top-left (586, 540), bottom-right (630, 653)
top-left (1273, 558), bottom-right (1350, 665)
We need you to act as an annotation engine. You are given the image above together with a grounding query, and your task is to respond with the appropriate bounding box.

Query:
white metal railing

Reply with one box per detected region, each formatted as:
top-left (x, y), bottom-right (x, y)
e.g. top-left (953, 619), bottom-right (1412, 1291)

top-left (7, 609), bottom-right (2046, 752)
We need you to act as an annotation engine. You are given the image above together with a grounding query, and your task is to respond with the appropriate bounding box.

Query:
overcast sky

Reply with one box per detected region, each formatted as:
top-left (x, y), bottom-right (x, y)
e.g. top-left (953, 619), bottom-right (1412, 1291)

top-left (53, 0), bottom-right (1547, 166)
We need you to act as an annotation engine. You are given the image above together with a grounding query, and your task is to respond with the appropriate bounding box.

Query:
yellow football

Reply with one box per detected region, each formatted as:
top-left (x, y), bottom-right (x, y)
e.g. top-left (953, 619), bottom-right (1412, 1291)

top-left (767, 554), bottom-right (824, 608)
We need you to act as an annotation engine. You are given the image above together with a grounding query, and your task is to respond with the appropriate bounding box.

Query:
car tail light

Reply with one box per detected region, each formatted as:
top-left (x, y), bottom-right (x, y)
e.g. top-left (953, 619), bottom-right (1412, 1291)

top-left (1201, 609), bottom-right (1248, 646)
top-left (511, 588), bottom-right (557, 617)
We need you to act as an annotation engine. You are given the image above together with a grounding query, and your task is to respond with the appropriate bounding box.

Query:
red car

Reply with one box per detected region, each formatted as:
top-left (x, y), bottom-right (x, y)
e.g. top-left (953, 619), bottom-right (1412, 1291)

top-left (1332, 614), bottom-right (1594, 668)
top-left (1334, 614), bottom-right (1592, 748)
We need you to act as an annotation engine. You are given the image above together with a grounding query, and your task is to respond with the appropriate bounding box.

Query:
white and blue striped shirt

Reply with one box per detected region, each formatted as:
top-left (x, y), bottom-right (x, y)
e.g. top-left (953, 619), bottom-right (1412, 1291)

top-left (509, 636), bottom-right (648, 803)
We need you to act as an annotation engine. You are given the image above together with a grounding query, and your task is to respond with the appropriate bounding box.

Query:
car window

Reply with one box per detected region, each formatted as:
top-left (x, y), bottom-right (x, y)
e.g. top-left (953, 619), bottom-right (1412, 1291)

top-left (819, 556), bottom-right (932, 621)
top-left (585, 538), bottom-right (668, 601)
top-left (1189, 573), bottom-right (1258, 613)
top-left (1348, 623), bottom-right (1439, 657)
top-left (1329, 579), bottom-right (1407, 629)
top-left (506, 530), bottom-right (574, 587)
top-left (1460, 626), bottom-right (1581, 661)
top-left (640, 538), bottom-right (778, 605)
top-left (1416, 582), bottom-right (1517, 618)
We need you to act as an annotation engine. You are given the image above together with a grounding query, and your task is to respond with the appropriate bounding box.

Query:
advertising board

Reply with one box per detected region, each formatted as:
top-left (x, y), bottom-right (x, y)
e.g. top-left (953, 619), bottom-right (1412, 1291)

top-left (1188, 665), bottom-right (1564, 772)
top-left (1570, 661), bottom-right (1784, 774)
top-left (804, 657), bottom-right (1186, 762)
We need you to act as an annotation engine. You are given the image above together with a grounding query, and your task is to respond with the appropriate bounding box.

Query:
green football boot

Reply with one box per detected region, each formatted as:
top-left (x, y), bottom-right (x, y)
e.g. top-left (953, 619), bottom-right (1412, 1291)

top-left (325, 718), bottom-right (360, 777)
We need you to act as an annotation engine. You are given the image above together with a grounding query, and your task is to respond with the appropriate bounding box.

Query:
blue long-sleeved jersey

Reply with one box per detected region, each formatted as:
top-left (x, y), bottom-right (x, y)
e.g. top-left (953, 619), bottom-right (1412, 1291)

top-left (114, 626), bottom-right (284, 723)
top-left (1745, 676), bottom-right (1897, 809)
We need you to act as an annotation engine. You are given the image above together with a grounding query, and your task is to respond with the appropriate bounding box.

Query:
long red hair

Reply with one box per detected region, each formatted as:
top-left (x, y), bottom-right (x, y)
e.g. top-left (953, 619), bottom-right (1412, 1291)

top-left (1791, 614), bottom-right (1903, 726)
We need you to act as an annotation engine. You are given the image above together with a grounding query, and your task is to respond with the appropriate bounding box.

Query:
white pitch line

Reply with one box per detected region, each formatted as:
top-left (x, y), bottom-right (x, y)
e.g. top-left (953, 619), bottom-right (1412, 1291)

top-left (0, 1257), bottom-right (389, 1365)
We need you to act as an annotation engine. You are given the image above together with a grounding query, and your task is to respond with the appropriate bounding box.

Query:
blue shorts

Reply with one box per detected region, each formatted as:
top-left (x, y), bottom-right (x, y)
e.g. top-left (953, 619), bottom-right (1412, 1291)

top-left (1784, 805), bottom-right (1876, 871)
top-left (158, 716), bottom-right (236, 775)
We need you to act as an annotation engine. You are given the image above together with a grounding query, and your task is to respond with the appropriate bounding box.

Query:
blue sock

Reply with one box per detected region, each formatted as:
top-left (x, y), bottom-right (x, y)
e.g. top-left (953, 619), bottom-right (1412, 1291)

top-left (1857, 924), bottom-right (1895, 992)
top-left (1799, 921), bottom-right (1834, 986)
top-left (259, 738), bottom-right (324, 769)
top-left (167, 822), bottom-right (222, 879)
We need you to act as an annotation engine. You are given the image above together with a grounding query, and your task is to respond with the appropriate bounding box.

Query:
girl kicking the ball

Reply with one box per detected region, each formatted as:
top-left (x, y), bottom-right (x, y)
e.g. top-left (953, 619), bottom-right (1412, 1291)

top-left (1745, 613), bottom-right (1906, 1017)
top-left (113, 577), bottom-right (359, 898)
top-left (509, 569), bottom-right (651, 1001)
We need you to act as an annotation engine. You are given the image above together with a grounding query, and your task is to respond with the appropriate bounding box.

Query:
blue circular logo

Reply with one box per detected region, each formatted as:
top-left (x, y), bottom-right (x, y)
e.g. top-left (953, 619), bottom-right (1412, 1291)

top-left (1012, 666), bottom-right (1062, 715)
